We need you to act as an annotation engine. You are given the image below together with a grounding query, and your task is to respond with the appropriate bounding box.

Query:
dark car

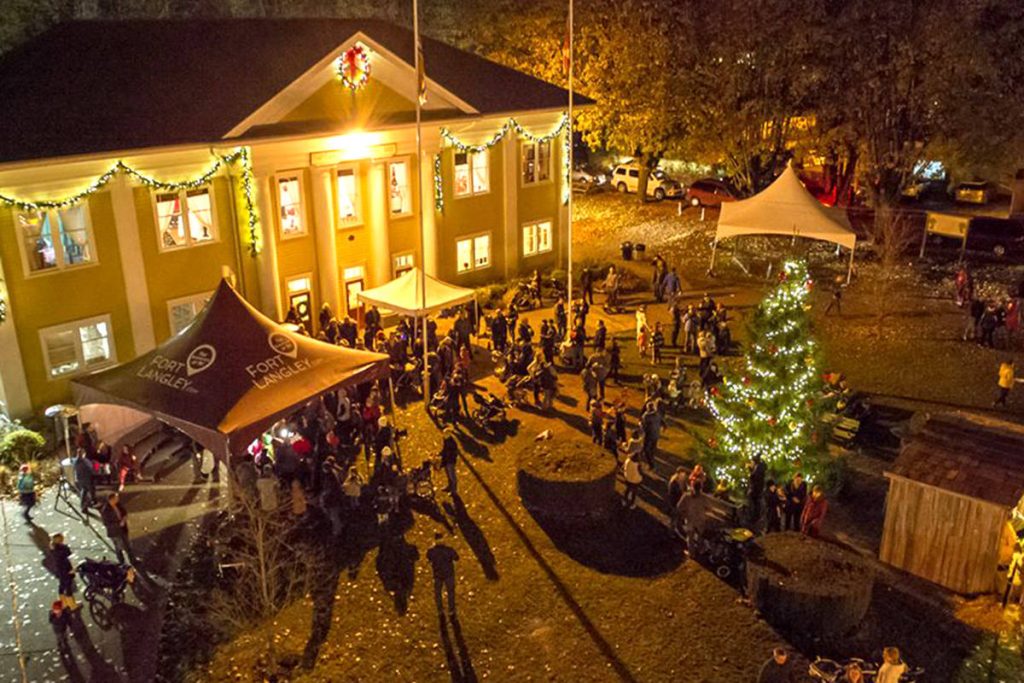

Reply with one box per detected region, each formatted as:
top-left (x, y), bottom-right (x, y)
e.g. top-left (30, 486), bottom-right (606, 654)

top-left (965, 217), bottom-right (1024, 257)
top-left (684, 178), bottom-right (738, 208)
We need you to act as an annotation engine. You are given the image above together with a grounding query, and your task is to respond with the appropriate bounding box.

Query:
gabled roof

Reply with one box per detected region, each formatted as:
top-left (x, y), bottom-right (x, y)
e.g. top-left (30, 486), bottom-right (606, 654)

top-left (888, 412), bottom-right (1024, 508)
top-left (356, 267), bottom-right (475, 316)
top-left (0, 18), bottom-right (588, 164)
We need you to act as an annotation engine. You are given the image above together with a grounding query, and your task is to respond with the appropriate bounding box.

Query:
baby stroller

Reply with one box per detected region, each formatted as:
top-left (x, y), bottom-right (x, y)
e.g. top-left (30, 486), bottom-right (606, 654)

top-left (427, 385), bottom-right (453, 422)
top-left (77, 558), bottom-right (135, 603)
top-left (558, 339), bottom-right (585, 371)
top-left (471, 391), bottom-right (508, 428)
top-left (391, 358), bottom-right (422, 395)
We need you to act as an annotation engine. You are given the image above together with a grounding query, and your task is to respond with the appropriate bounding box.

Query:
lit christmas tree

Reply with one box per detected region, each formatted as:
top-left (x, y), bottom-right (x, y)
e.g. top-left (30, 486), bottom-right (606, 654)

top-left (707, 260), bottom-right (828, 487)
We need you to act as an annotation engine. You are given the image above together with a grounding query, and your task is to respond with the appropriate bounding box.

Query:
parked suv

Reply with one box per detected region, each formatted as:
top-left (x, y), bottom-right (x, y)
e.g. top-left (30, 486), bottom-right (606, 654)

top-left (966, 217), bottom-right (1024, 257)
top-left (610, 164), bottom-right (684, 200)
top-left (684, 178), bottom-right (738, 207)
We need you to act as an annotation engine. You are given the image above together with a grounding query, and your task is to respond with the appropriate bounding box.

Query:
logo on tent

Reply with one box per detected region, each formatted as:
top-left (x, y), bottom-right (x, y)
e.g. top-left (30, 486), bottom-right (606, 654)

top-left (268, 332), bottom-right (298, 359)
top-left (186, 344), bottom-right (217, 376)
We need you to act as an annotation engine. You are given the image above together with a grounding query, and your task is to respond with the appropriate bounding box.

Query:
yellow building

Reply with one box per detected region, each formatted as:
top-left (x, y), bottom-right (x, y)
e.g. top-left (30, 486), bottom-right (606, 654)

top-left (0, 19), bottom-right (587, 418)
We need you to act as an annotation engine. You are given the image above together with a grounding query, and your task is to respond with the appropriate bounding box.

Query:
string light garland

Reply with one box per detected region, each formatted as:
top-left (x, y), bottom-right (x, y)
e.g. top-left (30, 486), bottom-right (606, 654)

top-left (706, 260), bottom-right (830, 488)
top-left (337, 45), bottom-right (371, 91)
top-left (0, 149), bottom-right (261, 257)
top-left (434, 113), bottom-right (571, 212)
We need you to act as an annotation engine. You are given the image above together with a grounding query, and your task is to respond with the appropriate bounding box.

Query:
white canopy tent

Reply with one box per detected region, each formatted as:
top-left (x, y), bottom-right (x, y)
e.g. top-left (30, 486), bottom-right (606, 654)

top-left (356, 267), bottom-right (475, 315)
top-left (356, 267), bottom-right (476, 398)
top-left (710, 165), bottom-right (858, 282)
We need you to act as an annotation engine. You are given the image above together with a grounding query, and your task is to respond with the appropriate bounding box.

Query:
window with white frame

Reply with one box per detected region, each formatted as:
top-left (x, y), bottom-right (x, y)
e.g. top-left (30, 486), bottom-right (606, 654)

top-left (155, 187), bottom-right (216, 250)
top-left (167, 292), bottom-right (212, 336)
top-left (522, 140), bottom-right (552, 185)
top-left (393, 253), bottom-right (414, 278)
top-left (277, 174), bottom-right (306, 237)
top-left (335, 167), bottom-right (361, 227)
top-left (454, 149), bottom-right (489, 197)
top-left (39, 315), bottom-right (116, 378)
top-left (522, 220), bottom-right (553, 256)
top-left (456, 233), bottom-right (491, 274)
top-left (18, 203), bottom-right (95, 274)
top-left (387, 160), bottom-right (412, 216)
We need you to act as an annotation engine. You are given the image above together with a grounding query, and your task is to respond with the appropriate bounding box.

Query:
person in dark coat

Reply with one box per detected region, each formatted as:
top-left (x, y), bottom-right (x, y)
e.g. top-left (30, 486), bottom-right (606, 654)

top-left (554, 298), bottom-right (568, 341)
top-left (101, 493), bottom-right (136, 565)
top-left (784, 473), bottom-right (808, 532)
top-left (540, 320), bottom-right (556, 363)
top-left (439, 428), bottom-right (459, 496)
top-left (757, 648), bottom-right (796, 683)
top-left (427, 533), bottom-right (460, 618)
top-left (580, 266), bottom-right (594, 305)
top-left (51, 533), bottom-right (76, 606)
top-left (764, 480), bottom-right (784, 533)
top-left (453, 309), bottom-right (472, 353)
top-left (72, 450), bottom-right (95, 513)
top-left (593, 320), bottom-right (607, 350)
top-left (490, 308), bottom-right (508, 353)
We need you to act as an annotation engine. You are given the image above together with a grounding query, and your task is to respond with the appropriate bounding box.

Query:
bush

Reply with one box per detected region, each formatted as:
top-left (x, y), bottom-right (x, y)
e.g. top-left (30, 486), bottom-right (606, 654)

top-left (0, 429), bottom-right (46, 469)
top-left (475, 283), bottom-right (509, 309)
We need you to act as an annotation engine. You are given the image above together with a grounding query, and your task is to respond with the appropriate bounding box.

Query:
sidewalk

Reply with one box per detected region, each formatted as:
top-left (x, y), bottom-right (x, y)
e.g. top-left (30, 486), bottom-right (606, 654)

top-left (0, 445), bottom-right (221, 683)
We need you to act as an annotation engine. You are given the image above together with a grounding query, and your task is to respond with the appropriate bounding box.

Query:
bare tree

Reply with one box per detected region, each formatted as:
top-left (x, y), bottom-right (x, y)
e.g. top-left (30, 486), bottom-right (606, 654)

top-left (869, 206), bottom-right (919, 336)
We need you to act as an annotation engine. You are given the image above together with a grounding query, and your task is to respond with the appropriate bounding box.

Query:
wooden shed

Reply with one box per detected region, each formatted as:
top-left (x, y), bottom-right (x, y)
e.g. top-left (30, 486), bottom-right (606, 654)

top-left (879, 412), bottom-right (1024, 594)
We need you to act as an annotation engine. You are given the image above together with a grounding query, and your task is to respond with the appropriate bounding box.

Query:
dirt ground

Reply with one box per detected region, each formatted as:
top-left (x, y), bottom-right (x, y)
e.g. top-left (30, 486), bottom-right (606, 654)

top-left (193, 193), bottom-right (1024, 682)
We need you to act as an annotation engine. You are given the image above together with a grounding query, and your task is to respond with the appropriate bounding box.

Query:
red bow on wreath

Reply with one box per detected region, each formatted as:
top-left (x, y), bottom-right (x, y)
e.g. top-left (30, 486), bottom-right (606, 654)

top-left (339, 45), bottom-right (371, 90)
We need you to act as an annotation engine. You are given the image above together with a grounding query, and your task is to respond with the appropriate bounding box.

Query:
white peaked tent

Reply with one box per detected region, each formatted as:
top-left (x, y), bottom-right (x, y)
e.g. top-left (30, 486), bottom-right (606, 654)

top-left (711, 165), bottom-right (858, 282)
top-left (356, 267), bottom-right (475, 315)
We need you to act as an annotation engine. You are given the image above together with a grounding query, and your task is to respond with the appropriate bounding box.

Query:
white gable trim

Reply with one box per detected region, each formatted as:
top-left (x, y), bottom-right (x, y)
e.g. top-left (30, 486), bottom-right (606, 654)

top-left (224, 31), bottom-right (478, 139)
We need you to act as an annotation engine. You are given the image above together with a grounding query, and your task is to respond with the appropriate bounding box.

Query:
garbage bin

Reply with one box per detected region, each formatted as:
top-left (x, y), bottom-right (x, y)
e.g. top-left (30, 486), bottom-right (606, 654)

top-left (620, 241), bottom-right (634, 261)
top-left (634, 243), bottom-right (647, 259)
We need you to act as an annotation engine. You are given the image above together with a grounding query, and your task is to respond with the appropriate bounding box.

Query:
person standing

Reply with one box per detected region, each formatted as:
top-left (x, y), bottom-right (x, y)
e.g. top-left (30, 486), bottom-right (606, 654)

top-left (801, 485), bottom-right (828, 538)
top-left (747, 455), bottom-right (766, 529)
top-left (589, 399), bottom-right (605, 445)
top-left (427, 533), bottom-right (460, 619)
top-left (51, 534), bottom-right (79, 611)
top-left (784, 473), bottom-right (807, 532)
top-left (683, 305), bottom-right (698, 354)
top-left (540, 320), bottom-right (556, 363)
top-left (824, 276), bottom-right (843, 315)
top-left (101, 492), bottom-right (136, 566)
top-left (994, 359), bottom-right (1024, 407)
top-left (580, 266), bottom-right (594, 305)
top-left (876, 647), bottom-right (908, 683)
top-left (72, 449), bottom-right (95, 513)
top-left (979, 302), bottom-right (999, 347)
top-left (640, 402), bottom-right (662, 469)
top-left (764, 480), bottom-right (784, 533)
top-left (670, 299), bottom-right (683, 348)
top-left (757, 648), bottom-right (796, 683)
top-left (609, 339), bottom-right (622, 384)
top-left (491, 307), bottom-right (508, 353)
top-left (622, 451), bottom-right (643, 509)
top-left (554, 298), bottom-right (568, 341)
top-left (16, 464), bottom-right (36, 522)
top-left (593, 319), bottom-right (607, 351)
top-left (663, 267), bottom-right (681, 304)
top-left (440, 427), bottom-right (459, 496)
top-left (697, 330), bottom-right (714, 377)
top-left (635, 305), bottom-right (648, 351)
top-left (964, 297), bottom-right (985, 341)
top-left (667, 467), bottom-right (687, 521)
top-left (651, 322), bottom-right (665, 365)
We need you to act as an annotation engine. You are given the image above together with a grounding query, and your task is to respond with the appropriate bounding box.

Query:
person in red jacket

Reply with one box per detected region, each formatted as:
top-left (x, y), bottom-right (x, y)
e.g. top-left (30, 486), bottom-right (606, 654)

top-left (801, 485), bottom-right (828, 538)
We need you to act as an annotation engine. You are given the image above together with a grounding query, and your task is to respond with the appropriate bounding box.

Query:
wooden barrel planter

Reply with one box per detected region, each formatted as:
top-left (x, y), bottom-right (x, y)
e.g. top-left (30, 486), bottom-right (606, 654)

top-left (516, 439), bottom-right (618, 522)
top-left (746, 532), bottom-right (874, 637)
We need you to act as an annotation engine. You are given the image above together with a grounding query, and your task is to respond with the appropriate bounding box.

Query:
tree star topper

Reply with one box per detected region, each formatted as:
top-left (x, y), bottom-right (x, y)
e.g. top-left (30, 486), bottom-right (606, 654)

top-left (338, 45), bottom-right (371, 91)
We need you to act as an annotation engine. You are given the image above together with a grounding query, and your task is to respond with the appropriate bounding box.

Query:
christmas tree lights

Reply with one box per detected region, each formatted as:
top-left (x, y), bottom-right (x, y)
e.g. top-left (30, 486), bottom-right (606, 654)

top-left (707, 260), bottom-right (828, 487)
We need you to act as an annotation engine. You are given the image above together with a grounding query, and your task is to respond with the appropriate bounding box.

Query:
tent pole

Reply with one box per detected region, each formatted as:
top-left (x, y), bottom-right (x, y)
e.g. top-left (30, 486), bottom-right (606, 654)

top-left (422, 313), bottom-right (430, 403)
top-left (846, 245), bottom-right (855, 284)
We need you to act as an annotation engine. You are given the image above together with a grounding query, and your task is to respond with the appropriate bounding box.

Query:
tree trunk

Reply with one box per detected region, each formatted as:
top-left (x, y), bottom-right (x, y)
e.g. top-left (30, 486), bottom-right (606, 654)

top-left (635, 151), bottom-right (651, 203)
top-left (1011, 168), bottom-right (1024, 217)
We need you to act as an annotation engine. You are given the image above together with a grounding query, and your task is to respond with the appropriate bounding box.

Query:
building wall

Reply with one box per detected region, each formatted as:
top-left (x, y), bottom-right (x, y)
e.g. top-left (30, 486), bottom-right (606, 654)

top-left (135, 177), bottom-right (246, 344)
top-left (0, 192), bottom-right (135, 412)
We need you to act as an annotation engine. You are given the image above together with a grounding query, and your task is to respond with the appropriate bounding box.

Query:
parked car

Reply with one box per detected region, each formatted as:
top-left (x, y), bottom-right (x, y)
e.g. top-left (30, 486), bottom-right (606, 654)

top-left (684, 178), bottom-right (739, 208)
top-left (954, 181), bottom-right (995, 205)
top-left (572, 167), bottom-right (607, 193)
top-left (610, 164), bottom-right (684, 200)
top-left (966, 217), bottom-right (1024, 257)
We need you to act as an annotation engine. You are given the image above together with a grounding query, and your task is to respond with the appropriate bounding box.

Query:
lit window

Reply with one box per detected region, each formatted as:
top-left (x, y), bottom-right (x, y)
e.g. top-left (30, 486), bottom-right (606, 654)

top-left (456, 233), bottom-right (491, 273)
top-left (277, 175), bottom-right (305, 236)
top-left (393, 253), bottom-right (414, 278)
top-left (388, 160), bottom-right (412, 216)
top-left (40, 315), bottom-right (116, 378)
top-left (18, 204), bottom-right (95, 273)
top-left (522, 220), bottom-right (553, 256)
top-left (522, 140), bottom-right (552, 185)
top-left (343, 266), bottom-right (365, 312)
top-left (156, 187), bottom-right (216, 250)
top-left (336, 168), bottom-right (360, 226)
top-left (454, 150), bottom-right (489, 197)
top-left (167, 292), bottom-right (212, 336)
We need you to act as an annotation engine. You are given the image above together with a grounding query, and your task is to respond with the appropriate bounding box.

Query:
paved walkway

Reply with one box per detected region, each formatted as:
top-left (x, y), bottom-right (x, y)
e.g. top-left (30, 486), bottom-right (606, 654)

top-left (0, 441), bottom-right (221, 683)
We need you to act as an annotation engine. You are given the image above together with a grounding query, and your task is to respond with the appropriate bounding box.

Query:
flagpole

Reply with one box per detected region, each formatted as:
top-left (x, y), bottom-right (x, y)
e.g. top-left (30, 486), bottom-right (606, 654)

top-left (567, 0), bottom-right (574, 306)
top-left (413, 0), bottom-right (430, 403)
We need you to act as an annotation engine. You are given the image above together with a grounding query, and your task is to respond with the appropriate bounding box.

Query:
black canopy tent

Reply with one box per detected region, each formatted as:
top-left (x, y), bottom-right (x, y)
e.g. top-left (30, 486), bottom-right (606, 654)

top-left (72, 280), bottom-right (390, 458)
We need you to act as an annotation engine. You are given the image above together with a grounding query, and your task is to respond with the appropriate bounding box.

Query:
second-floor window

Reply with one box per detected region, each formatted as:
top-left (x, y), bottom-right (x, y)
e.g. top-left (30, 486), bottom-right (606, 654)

top-left (156, 187), bottom-right (216, 250)
top-left (522, 140), bottom-right (551, 185)
top-left (277, 174), bottom-right (306, 237)
top-left (388, 160), bottom-right (412, 216)
top-left (336, 167), bottom-right (361, 227)
top-left (18, 203), bottom-right (94, 274)
top-left (454, 150), bottom-right (489, 197)
top-left (39, 314), bottom-right (116, 378)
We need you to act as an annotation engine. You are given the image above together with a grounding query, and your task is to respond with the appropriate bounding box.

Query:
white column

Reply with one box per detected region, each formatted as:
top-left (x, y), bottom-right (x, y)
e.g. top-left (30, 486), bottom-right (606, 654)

top-left (311, 168), bottom-right (340, 314)
top-left (368, 162), bottom-right (392, 285)
top-left (502, 136), bottom-right (519, 280)
top-left (254, 175), bottom-right (283, 320)
top-left (0, 260), bottom-right (31, 417)
top-left (419, 154), bottom-right (438, 276)
top-left (110, 176), bottom-right (156, 353)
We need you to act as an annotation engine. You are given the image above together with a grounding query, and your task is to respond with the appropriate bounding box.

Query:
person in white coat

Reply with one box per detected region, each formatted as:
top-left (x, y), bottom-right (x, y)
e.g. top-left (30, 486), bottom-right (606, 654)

top-left (876, 647), bottom-right (907, 683)
top-left (622, 451), bottom-right (644, 509)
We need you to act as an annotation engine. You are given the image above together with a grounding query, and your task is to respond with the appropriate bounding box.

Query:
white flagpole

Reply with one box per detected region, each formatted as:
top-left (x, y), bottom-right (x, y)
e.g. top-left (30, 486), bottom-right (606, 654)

top-left (414, 0), bottom-right (430, 403)
top-left (567, 0), bottom-right (575, 305)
